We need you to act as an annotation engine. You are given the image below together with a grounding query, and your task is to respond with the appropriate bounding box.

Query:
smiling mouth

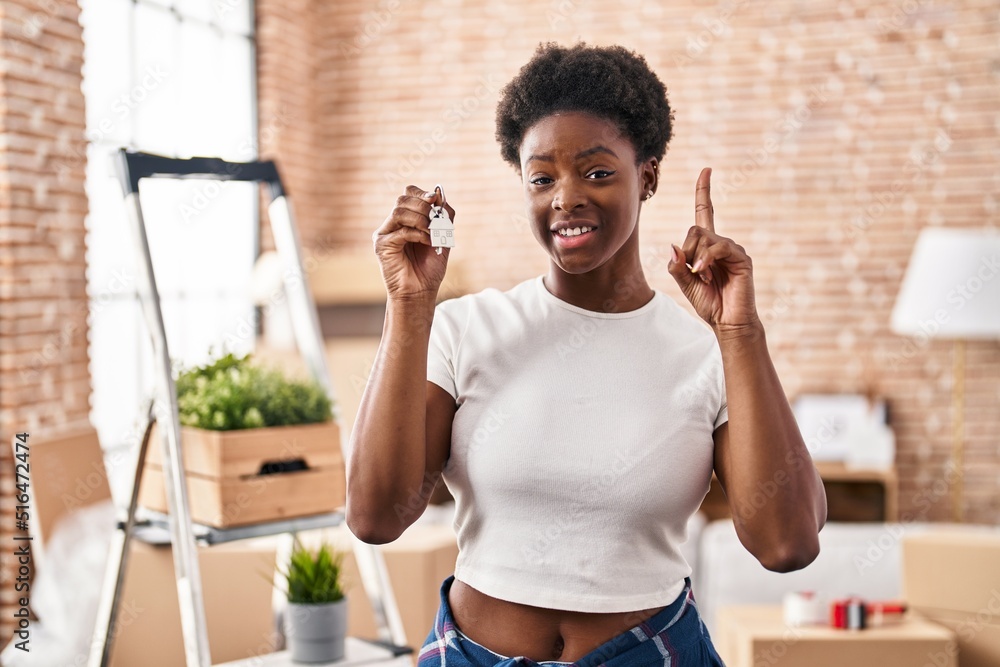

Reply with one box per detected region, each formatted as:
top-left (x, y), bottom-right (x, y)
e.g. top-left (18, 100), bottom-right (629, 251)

top-left (554, 226), bottom-right (597, 238)
top-left (551, 226), bottom-right (598, 247)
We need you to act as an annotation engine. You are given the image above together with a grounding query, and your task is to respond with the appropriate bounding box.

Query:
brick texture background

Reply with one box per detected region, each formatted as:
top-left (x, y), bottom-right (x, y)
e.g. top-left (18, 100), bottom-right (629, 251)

top-left (0, 0), bottom-right (91, 645)
top-left (256, 0), bottom-right (323, 256)
top-left (0, 0), bottom-right (998, 651)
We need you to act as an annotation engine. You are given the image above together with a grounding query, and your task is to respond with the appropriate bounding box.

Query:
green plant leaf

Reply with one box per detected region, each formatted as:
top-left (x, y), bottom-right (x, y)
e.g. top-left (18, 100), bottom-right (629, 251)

top-left (172, 352), bottom-right (334, 430)
top-left (275, 536), bottom-right (346, 604)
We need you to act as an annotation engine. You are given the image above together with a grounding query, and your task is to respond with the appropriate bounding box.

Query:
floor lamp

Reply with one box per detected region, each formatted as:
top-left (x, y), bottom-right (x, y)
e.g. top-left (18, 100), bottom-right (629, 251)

top-left (890, 227), bottom-right (1000, 522)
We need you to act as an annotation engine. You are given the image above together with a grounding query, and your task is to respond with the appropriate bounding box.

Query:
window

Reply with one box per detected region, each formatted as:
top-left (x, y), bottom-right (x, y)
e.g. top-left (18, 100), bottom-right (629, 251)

top-left (80, 0), bottom-right (257, 499)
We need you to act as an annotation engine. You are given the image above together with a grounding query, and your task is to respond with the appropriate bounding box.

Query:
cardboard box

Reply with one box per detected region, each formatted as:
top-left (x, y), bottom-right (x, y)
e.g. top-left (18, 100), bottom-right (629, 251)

top-left (911, 608), bottom-right (1000, 667)
top-left (902, 530), bottom-right (1000, 613)
top-left (299, 524), bottom-right (459, 663)
top-left (139, 421), bottom-right (345, 527)
top-left (111, 541), bottom-right (278, 666)
top-left (716, 605), bottom-right (956, 667)
top-left (21, 425), bottom-right (109, 549)
top-left (903, 530), bottom-right (1000, 667)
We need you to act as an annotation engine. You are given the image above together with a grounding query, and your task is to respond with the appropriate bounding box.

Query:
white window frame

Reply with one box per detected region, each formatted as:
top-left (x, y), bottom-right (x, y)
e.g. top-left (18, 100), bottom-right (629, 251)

top-left (81, 0), bottom-right (259, 502)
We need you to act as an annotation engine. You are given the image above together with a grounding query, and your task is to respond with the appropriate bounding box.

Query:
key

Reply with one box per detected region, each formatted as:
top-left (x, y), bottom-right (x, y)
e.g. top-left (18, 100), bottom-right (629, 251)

top-left (428, 184), bottom-right (454, 255)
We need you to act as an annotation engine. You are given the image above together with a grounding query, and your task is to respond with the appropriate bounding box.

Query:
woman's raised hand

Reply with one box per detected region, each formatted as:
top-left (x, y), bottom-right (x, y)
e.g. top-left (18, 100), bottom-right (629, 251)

top-left (667, 168), bottom-right (761, 335)
top-left (372, 185), bottom-right (454, 302)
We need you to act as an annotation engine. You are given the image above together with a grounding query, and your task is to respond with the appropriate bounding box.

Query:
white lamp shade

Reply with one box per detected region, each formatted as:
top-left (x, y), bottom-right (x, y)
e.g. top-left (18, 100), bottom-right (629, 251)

top-left (891, 227), bottom-right (1000, 339)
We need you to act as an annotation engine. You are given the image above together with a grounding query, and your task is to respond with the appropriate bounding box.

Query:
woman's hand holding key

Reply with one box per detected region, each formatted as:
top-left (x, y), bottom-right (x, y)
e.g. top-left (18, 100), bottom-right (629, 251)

top-left (372, 185), bottom-right (455, 302)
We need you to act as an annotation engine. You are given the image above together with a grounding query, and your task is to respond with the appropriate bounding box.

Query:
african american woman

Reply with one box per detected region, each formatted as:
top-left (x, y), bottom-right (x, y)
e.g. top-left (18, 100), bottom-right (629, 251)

top-left (349, 42), bottom-right (827, 667)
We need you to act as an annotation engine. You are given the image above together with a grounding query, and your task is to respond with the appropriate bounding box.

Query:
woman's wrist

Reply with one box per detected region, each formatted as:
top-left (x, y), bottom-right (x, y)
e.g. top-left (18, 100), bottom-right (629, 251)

top-left (713, 318), bottom-right (765, 345)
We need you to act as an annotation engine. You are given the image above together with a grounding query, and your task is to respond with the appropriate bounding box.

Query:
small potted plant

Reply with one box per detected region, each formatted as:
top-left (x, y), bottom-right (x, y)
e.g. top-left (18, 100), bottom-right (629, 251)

top-left (139, 349), bottom-right (345, 527)
top-left (277, 537), bottom-right (349, 663)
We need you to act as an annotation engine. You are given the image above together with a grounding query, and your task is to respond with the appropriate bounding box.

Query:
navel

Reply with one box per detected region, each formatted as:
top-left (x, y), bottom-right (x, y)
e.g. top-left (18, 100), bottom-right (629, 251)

top-left (551, 635), bottom-right (565, 660)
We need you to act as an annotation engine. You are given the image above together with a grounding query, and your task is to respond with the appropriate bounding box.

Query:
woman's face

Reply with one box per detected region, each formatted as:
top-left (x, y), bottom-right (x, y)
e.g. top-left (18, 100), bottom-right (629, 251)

top-left (518, 111), bottom-right (654, 276)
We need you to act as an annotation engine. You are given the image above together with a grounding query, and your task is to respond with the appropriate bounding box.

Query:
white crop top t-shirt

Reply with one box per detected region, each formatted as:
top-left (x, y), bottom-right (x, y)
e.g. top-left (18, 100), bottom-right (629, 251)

top-left (426, 275), bottom-right (728, 613)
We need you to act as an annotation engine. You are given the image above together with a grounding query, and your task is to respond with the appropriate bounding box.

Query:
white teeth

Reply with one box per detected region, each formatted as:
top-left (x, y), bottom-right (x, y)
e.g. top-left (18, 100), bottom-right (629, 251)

top-left (557, 227), bottom-right (594, 237)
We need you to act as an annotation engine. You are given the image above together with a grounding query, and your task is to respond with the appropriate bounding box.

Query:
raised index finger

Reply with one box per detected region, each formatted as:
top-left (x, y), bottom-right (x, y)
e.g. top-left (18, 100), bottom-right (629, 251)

top-left (695, 167), bottom-right (715, 233)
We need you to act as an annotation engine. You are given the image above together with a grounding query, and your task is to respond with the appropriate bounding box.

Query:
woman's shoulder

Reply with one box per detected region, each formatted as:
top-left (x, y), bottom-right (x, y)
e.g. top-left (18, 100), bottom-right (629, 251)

top-left (435, 276), bottom-right (538, 315)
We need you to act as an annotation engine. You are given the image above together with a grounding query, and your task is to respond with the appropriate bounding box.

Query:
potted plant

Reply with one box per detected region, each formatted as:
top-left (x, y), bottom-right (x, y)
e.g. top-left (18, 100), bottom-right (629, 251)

top-left (172, 350), bottom-right (335, 431)
top-left (277, 537), bottom-right (349, 663)
top-left (138, 349), bottom-right (345, 527)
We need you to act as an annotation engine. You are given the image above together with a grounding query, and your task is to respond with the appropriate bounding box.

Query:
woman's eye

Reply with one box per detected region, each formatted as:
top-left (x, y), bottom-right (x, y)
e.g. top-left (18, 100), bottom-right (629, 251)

top-left (587, 170), bottom-right (615, 179)
top-left (530, 176), bottom-right (553, 185)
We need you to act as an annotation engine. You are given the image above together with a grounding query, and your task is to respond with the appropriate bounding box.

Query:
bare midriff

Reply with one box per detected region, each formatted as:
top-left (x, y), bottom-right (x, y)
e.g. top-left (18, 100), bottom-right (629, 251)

top-left (448, 578), bottom-right (667, 663)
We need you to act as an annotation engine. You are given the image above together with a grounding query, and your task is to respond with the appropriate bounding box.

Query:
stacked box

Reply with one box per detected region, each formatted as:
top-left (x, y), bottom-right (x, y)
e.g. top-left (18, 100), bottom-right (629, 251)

top-left (903, 529), bottom-right (1000, 667)
top-left (716, 605), bottom-right (956, 667)
top-left (139, 421), bottom-right (345, 527)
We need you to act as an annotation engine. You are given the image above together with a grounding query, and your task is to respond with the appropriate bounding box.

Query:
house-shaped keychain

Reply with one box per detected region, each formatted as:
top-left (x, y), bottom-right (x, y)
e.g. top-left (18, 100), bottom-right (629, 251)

top-left (428, 184), bottom-right (454, 255)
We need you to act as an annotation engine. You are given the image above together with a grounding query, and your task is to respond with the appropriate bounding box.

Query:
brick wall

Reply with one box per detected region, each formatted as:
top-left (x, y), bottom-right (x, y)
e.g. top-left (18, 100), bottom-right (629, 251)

top-left (258, 1), bottom-right (1000, 524)
top-left (0, 0), bottom-right (90, 645)
top-left (255, 0), bottom-right (334, 256)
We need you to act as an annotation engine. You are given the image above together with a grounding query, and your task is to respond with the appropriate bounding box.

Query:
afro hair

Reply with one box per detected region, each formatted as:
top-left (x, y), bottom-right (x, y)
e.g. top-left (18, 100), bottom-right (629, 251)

top-left (495, 42), bottom-right (674, 171)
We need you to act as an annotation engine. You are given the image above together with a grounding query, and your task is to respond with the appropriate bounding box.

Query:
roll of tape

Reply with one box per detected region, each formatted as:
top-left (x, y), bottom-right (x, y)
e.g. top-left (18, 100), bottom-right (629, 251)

top-left (783, 591), bottom-right (824, 627)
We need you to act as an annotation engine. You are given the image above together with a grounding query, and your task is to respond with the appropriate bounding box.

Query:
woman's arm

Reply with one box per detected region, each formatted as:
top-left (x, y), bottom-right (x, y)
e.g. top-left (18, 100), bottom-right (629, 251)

top-left (711, 322), bottom-right (827, 572)
top-left (346, 296), bottom-right (436, 543)
top-left (347, 186), bottom-right (456, 544)
top-left (668, 167), bottom-right (826, 572)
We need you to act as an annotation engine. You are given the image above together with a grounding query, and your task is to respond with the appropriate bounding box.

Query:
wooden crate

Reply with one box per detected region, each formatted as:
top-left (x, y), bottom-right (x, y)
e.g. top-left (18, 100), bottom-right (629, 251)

top-left (138, 421), bottom-right (345, 527)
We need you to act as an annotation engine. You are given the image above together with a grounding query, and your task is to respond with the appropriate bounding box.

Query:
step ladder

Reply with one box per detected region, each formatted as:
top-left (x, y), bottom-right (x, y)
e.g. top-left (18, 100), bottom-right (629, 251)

top-left (88, 149), bottom-right (410, 667)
